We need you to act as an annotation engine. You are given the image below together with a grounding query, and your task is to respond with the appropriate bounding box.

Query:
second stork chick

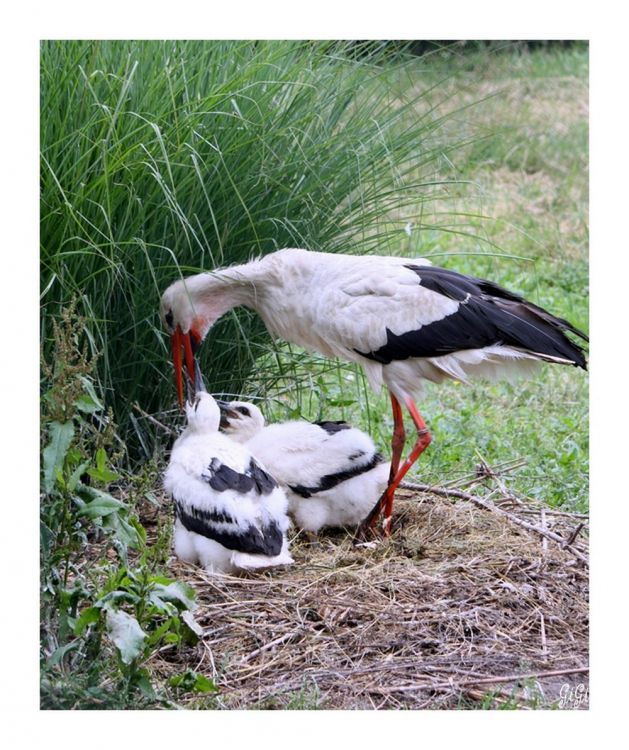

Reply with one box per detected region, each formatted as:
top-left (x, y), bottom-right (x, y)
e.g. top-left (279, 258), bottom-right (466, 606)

top-left (218, 401), bottom-right (390, 534)
top-left (164, 382), bottom-right (293, 574)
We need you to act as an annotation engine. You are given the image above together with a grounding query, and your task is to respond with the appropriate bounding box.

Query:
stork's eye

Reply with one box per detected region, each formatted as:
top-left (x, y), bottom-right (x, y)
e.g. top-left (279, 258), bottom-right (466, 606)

top-left (236, 406), bottom-right (250, 416)
top-left (165, 309), bottom-right (174, 329)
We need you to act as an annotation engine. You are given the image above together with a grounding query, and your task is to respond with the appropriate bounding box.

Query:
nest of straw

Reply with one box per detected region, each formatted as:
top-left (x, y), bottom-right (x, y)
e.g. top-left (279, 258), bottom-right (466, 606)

top-left (147, 474), bottom-right (589, 710)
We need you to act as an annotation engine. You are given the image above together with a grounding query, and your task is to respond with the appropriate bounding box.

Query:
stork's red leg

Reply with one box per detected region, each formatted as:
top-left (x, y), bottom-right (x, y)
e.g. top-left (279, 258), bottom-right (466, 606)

top-left (388, 393), bottom-right (406, 484)
top-left (381, 397), bottom-right (431, 531)
top-left (358, 395), bottom-right (406, 534)
top-left (356, 395), bottom-right (431, 540)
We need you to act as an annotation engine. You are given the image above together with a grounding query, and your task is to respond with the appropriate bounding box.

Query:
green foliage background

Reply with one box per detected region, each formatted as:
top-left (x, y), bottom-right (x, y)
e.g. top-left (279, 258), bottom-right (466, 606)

top-left (41, 40), bottom-right (466, 448)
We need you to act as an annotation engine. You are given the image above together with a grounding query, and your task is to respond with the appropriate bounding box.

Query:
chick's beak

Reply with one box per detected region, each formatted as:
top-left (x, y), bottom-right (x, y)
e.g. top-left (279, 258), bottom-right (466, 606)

top-left (216, 400), bottom-right (237, 429)
top-left (171, 325), bottom-right (201, 407)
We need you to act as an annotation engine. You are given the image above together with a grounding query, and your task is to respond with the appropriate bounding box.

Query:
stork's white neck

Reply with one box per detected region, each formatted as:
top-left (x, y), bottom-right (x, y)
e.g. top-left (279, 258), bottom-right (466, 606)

top-left (174, 249), bottom-right (311, 337)
top-left (164, 254), bottom-right (281, 339)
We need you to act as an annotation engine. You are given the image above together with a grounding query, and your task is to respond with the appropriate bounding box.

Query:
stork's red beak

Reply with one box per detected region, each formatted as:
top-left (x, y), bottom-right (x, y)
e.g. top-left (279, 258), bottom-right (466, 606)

top-left (170, 325), bottom-right (201, 407)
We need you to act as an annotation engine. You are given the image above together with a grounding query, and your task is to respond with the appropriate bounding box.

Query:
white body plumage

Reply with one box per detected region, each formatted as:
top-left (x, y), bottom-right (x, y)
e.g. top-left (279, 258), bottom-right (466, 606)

top-left (161, 247), bottom-right (587, 534)
top-left (161, 249), bottom-right (587, 404)
top-left (220, 401), bottom-right (390, 533)
top-left (164, 392), bottom-right (293, 573)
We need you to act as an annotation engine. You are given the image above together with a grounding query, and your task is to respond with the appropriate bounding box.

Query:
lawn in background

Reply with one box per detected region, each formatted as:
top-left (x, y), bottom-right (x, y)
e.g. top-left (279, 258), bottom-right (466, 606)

top-left (250, 44), bottom-right (589, 512)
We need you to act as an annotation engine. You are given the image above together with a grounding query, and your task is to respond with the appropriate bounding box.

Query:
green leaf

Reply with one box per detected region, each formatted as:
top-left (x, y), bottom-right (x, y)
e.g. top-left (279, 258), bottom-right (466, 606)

top-left (47, 641), bottom-right (80, 667)
top-left (153, 581), bottom-right (197, 611)
top-left (67, 461), bottom-right (89, 492)
top-left (86, 448), bottom-right (120, 483)
top-left (103, 512), bottom-right (142, 549)
top-left (74, 606), bottom-right (102, 635)
top-left (104, 606), bottom-right (147, 665)
top-left (95, 590), bottom-right (140, 608)
top-left (146, 617), bottom-right (178, 647)
top-left (40, 521), bottom-right (54, 555)
top-left (75, 485), bottom-right (125, 517)
top-left (147, 592), bottom-right (178, 617)
top-left (181, 610), bottom-right (204, 638)
top-left (168, 670), bottom-right (218, 693)
top-left (192, 674), bottom-right (218, 693)
top-left (74, 394), bottom-right (100, 414)
top-left (133, 669), bottom-right (156, 699)
top-left (86, 465), bottom-right (120, 483)
top-left (42, 421), bottom-right (74, 493)
top-left (96, 448), bottom-right (107, 472)
top-left (78, 376), bottom-right (104, 411)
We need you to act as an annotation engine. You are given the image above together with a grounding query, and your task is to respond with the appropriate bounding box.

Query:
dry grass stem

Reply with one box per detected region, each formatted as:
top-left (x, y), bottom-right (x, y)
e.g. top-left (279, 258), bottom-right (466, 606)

top-left (145, 472), bottom-right (588, 709)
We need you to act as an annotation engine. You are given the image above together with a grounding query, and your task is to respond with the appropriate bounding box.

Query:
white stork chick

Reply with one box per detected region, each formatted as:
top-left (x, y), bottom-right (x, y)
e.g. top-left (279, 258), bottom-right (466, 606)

top-left (161, 248), bottom-right (588, 537)
top-left (163, 389), bottom-right (293, 574)
top-left (218, 400), bottom-right (390, 534)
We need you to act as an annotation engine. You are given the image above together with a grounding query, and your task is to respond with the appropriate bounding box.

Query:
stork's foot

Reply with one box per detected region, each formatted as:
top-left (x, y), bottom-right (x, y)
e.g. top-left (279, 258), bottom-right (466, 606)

top-left (353, 521), bottom-right (374, 544)
top-left (353, 512), bottom-right (393, 544)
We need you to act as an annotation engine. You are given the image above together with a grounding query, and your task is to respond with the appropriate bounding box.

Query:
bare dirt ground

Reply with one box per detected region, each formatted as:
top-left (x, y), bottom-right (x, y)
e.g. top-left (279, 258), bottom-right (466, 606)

top-left (146, 482), bottom-right (588, 710)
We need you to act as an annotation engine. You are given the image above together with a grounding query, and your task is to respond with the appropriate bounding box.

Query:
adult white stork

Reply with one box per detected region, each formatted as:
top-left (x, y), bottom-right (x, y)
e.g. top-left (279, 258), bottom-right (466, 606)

top-left (160, 248), bottom-right (588, 537)
top-left (218, 400), bottom-right (390, 533)
top-left (163, 370), bottom-right (293, 573)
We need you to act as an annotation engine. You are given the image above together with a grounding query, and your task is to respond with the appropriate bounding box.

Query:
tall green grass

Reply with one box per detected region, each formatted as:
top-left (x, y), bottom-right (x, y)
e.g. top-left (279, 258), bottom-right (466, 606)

top-left (41, 40), bottom-right (471, 452)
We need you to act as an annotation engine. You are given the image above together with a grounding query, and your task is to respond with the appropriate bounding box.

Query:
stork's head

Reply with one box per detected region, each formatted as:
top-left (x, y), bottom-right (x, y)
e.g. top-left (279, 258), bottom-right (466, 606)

top-left (217, 400), bottom-right (266, 443)
top-left (160, 276), bottom-right (220, 408)
top-left (160, 271), bottom-right (256, 408)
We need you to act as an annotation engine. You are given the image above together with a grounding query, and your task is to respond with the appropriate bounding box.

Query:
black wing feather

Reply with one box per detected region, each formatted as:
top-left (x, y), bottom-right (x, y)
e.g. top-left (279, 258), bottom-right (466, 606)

top-left (289, 452), bottom-right (384, 498)
top-left (247, 458), bottom-right (278, 495)
top-left (175, 501), bottom-right (283, 556)
top-left (356, 265), bottom-right (587, 369)
top-left (313, 420), bottom-right (352, 435)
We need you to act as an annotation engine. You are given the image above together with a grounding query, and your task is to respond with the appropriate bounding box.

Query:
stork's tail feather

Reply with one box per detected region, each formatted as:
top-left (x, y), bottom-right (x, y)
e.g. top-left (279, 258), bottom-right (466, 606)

top-left (498, 298), bottom-right (588, 370)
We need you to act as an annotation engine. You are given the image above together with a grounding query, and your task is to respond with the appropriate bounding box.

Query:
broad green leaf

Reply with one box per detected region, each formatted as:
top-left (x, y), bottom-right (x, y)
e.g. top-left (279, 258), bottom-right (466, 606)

top-left (95, 590), bottom-right (139, 608)
top-left (47, 641), bottom-right (80, 667)
top-left (191, 674), bottom-right (218, 693)
top-left (153, 581), bottom-right (197, 611)
top-left (103, 512), bottom-right (142, 549)
top-left (78, 376), bottom-right (104, 411)
top-left (87, 465), bottom-right (121, 483)
top-left (67, 461), bottom-right (89, 492)
top-left (146, 617), bottom-right (178, 647)
top-left (147, 591), bottom-right (178, 617)
top-left (86, 448), bottom-right (120, 483)
top-left (104, 607), bottom-right (147, 665)
top-left (74, 606), bottom-right (101, 635)
top-left (42, 421), bottom-right (74, 493)
top-left (168, 670), bottom-right (218, 693)
top-left (75, 485), bottom-right (125, 517)
top-left (74, 393), bottom-right (100, 414)
top-left (133, 670), bottom-right (156, 699)
top-left (181, 610), bottom-right (204, 638)
top-left (96, 448), bottom-right (107, 472)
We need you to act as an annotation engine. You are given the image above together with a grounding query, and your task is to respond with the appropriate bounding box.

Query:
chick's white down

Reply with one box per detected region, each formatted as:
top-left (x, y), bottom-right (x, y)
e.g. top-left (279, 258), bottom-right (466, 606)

top-left (164, 392), bottom-right (293, 573)
top-left (221, 401), bottom-right (390, 533)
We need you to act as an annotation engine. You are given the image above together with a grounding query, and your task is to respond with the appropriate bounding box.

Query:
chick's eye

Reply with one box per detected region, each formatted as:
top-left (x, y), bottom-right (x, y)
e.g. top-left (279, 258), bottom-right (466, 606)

top-left (236, 406), bottom-right (250, 416)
